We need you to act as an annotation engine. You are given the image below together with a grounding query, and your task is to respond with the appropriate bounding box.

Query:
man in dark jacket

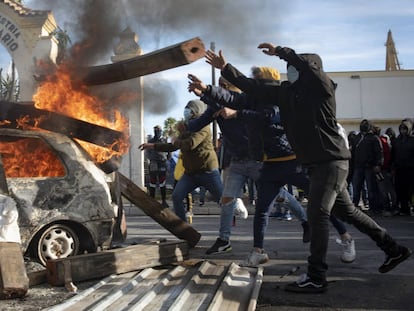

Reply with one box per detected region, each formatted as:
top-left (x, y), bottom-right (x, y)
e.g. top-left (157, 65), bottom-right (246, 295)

top-left (351, 119), bottom-right (383, 213)
top-left (391, 118), bottom-right (414, 215)
top-left (146, 125), bottom-right (169, 207)
top-left (204, 45), bottom-right (411, 293)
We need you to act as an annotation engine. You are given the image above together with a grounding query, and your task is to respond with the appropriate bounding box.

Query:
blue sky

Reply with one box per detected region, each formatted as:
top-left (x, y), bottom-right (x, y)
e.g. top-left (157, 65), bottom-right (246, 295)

top-left (3, 0), bottom-right (414, 135)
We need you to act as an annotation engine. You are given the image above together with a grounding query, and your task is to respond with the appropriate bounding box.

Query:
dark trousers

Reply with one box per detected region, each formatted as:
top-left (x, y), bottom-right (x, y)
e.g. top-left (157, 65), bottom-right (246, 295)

top-left (395, 167), bottom-right (414, 214)
top-left (307, 160), bottom-right (399, 282)
top-left (254, 160), bottom-right (310, 248)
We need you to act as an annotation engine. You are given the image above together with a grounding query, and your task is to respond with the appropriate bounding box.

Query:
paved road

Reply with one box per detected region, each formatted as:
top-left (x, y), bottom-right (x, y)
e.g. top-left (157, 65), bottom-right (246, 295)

top-left (125, 203), bottom-right (414, 311)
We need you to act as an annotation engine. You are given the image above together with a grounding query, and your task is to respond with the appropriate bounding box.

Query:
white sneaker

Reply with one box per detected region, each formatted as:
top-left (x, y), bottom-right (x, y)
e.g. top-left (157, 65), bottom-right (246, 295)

top-left (240, 250), bottom-right (269, 267)
top-left (234, 198), bottom-right (248, 219)
top-left (336, 238), bottom-right (356, 263)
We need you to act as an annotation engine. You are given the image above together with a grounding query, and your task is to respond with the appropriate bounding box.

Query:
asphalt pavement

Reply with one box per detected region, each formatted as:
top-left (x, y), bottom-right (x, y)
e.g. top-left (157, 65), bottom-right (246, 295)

top-left (124, 200), bottom-right (414, 311)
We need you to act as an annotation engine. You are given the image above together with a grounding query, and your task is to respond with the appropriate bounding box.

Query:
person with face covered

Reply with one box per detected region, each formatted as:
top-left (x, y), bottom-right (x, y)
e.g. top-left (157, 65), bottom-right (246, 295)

top-left (351, 119), bottom-right (384, 214)
top-left (139, 100), bottom-right (223, 221)
top-left (145, 125), bottom-right (169, 208)
top-left (391, 118), bottom-right (414, 216)
top-left (204, 45), bottom-right (411, 293)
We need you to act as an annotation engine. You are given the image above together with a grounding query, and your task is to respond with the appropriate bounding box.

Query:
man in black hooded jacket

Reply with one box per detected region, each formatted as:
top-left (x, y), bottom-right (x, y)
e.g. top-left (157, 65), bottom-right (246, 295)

top-left (205, 45), bottom-right (411, 293)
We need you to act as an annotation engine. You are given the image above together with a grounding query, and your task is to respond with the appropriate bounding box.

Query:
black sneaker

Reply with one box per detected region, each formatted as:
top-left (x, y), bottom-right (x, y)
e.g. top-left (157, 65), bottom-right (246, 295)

top-left (285, 273), bottom-right (328, 293)
top-left (379, 246), bottom-right (412, 273)
top-left (301, 221), bottom-right (311, 243)
top-left (206, 238), bottom-right (232, 255)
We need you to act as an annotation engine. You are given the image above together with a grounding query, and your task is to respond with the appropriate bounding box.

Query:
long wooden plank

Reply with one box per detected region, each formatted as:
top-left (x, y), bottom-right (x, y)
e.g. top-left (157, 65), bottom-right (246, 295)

top-left (80, 37), bottom-right (205, 85)
top-left (118, 172), bottom-right (201, 248)
top-left (0, 102), bottom-right (125, 149)
top-left (46, 240), bottom-right (188, 286)
top-left (0, 242), bottom-right (29, 299)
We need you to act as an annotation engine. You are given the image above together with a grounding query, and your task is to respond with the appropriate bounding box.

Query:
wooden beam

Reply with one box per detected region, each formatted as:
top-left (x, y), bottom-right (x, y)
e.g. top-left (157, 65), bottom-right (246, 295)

top-left (0, 102), bottom-right (125, 150)
top-left (46, 240), bottom-right (189, 286)
top-left (80, 37), bottom-right (205, 85)
top-left (0, 155), bottom-right (8, 195)
top-left (117, 172), bottom-right (201, 248)
top-left (0, 242), bottom-right (29, 299)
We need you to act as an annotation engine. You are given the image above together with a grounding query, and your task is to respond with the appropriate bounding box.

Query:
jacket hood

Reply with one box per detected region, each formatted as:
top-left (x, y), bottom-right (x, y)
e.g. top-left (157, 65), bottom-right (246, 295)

top-left (287, 53), bottom-right (323, 70)
top-left (359, 119), bottom-right (373, 133)
top-left (185, 99), bottom-right (206, 118)
top-left (399, 118), bottom-right (413, 135)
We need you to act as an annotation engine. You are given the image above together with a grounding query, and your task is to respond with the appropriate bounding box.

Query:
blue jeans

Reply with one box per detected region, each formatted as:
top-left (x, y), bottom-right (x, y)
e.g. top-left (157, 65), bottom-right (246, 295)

top-left (307, 160), bottom-right (399, 283)
top-left (254, 160), bottom-right (310, 248)
top-left (172, 170), bottom-right (223, 221)
top-left (219, 160), bottom-right (262, 241)
top-left (273, 188), bottom-right (307, 222)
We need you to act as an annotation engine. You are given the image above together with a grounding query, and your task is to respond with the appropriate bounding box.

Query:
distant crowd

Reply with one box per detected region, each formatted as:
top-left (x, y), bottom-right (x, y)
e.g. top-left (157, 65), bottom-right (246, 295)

top-left (347, 118), bottom-right (414, 216)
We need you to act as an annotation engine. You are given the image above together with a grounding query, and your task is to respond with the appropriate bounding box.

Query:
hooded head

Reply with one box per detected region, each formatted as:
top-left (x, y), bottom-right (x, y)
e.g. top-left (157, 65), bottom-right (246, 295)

top-left (153, 125), bottom-right (162, 139)
top-left (399, 118), bottom-right (413, 136)
top-left (385, 127), bottom-right (396, 139)
top-left (251, 66), bottom-right (280, 81)
top-left (183, 99), bottom-right (206, 121)
top-left (286, 53), bottom-right (323, 83)
top-left (359, 119), bottom-right (373, 133)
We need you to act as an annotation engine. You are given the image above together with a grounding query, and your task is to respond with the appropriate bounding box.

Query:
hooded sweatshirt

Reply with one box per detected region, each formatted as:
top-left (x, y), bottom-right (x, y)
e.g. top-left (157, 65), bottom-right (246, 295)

top-left (154, 100), bottom-right (219, 174)
top-left (391, 119), bottom-right (414, 168)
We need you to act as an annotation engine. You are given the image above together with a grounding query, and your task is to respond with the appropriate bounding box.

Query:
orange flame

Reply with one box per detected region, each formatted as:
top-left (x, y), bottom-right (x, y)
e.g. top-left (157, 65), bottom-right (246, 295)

top-left (0, 136), bottom-right (65, 178)
top-left (32, 65), bottom-right (129, 163)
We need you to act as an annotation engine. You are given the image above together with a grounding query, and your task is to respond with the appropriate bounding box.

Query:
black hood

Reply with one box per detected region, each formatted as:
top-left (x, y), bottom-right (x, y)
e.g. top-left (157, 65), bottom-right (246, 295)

top-left (287, 53), bottom-right (323, 70)
top-left (399, 118), bottom-right (413, 135)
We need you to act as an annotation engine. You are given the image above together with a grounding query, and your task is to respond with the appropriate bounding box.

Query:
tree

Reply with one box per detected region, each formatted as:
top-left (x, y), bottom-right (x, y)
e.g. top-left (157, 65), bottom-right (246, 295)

top-left (0, 63), bottom-right (20, 102)
top-left (51, 27), bottom-right (72, 65)
top-left (163, 117), bottom-right (177, 140)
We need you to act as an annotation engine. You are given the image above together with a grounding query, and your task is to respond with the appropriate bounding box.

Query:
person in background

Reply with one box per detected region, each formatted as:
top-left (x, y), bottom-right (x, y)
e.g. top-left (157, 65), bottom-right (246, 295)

top-left (391, 118), bottom-right (414, 216)
top-left (373, 125), bottom-right (398, 216)
top-left (140, 100), bottom-right (223, 221)
top-left (351, 119), bottom-right (383, 214)
top-left (145, 125), bottom-right (169, 208)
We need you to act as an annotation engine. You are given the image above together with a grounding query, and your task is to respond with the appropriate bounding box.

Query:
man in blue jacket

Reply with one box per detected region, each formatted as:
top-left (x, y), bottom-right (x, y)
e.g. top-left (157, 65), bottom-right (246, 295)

top-left (205, 45), bottom-right (411, 293)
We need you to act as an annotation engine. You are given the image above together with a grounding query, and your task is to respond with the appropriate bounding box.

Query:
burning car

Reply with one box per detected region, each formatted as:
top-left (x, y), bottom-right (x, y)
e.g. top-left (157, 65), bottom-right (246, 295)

top-left (0, 128), bottom-right (117, 265)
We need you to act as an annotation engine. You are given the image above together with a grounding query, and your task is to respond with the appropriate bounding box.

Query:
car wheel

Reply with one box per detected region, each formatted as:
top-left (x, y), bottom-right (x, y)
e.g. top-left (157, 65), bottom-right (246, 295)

top-left (35, 224), bottom-right (80, 266)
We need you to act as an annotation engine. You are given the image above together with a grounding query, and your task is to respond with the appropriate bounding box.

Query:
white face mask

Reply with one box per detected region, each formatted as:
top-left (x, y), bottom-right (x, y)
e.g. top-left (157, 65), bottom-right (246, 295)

top-left (287, 66), bottom-right (299, 83)
top-left (183, 108), bottom-right (193, 121)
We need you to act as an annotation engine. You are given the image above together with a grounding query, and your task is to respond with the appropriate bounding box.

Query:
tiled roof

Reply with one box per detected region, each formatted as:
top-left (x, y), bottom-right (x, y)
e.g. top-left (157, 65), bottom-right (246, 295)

top-left (2, 0), bottom-right (49, 16)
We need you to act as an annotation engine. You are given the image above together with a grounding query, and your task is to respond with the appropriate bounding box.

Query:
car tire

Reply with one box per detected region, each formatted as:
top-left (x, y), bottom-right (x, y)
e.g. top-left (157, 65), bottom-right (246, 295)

top-left (35, 224), bottom-right (80, 266)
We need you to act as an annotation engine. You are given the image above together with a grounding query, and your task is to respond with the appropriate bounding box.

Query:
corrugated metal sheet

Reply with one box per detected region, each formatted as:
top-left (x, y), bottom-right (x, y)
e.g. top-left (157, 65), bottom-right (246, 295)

top-left (45, 261), bottom-right (263, 311)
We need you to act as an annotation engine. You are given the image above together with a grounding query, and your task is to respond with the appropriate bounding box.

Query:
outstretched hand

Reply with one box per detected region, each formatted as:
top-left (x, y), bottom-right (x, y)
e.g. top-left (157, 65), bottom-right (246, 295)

top-left (139, 143), bottom-right (154, 150)
top-left (205, 49), bottom-right (227, 70)
top-left (188, 74), bottom-right (207, 96)
top-left (258, 43), bottom-right (278, 56)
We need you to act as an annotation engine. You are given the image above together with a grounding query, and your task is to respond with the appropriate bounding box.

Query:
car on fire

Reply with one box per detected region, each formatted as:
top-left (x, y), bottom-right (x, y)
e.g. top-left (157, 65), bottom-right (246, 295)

top-left (0, 128), bottom-right (117, 265)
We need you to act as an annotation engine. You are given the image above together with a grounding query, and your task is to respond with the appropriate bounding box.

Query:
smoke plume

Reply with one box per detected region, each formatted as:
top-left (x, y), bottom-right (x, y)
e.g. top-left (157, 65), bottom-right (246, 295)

top-left (27, 0), bottom-right (285, 115)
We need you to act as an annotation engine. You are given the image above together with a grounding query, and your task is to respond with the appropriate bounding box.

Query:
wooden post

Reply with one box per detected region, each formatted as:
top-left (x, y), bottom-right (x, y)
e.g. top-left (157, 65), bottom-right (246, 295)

top-left (46, 240), bottom-right (189, 286)
top-left (80, 37), bottom-right (205, 85)
top-left (117, 172), bottom-right (201, 248)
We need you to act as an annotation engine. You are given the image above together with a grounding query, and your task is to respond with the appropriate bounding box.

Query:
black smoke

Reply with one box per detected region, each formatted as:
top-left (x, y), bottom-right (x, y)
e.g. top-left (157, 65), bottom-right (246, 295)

top-left (26, 0), bottom-right (285, 115)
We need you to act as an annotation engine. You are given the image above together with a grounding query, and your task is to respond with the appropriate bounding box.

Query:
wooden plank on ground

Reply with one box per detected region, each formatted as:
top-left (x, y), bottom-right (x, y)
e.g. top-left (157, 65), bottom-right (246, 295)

top-left (80, 37), bottom-right (205, 85)
top-left (46, 240), bottom-right (188, 286)
top-left (28, 270), bottom-right (47, 286)
top-left (118, 172), bottom-right (201, 248)
top-left (0, 242), bottom-right (29, 299)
